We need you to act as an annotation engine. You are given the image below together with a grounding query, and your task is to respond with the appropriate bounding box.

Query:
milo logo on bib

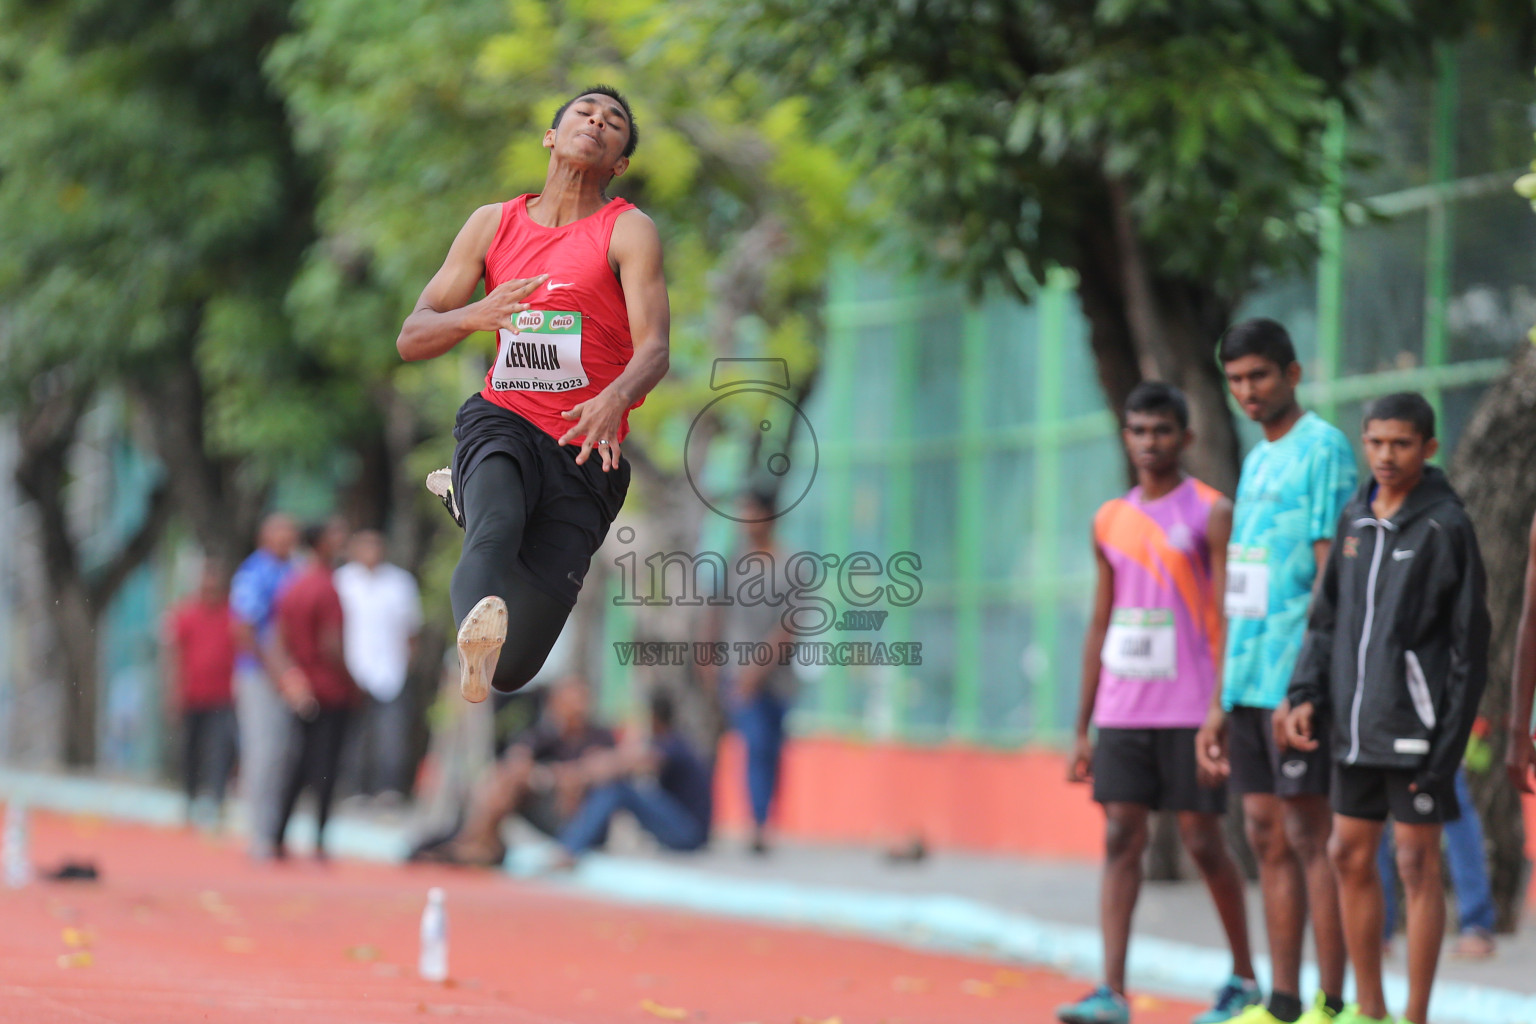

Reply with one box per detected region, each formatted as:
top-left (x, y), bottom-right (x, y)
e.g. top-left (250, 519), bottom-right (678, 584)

top-left (493, 310), bottom-right (588, 394)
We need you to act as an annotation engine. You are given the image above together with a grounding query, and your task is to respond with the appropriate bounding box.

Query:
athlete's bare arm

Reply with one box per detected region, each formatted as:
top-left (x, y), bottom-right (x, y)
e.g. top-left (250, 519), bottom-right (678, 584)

top-left (397, 204), bottom-right (550, 362)
top-left (1208, 497), bottom-right (1234, 692)
top-left (1270, 536), bottom-right (1337, 748)
top-left (1195, 497), bottom-right (1235, 784)
top-left (1507, 513), bottom-right (1536, 793)
top-left (1070, 530), bottom-right (1114, 783)
top-left (558, 208), bottom-right (670, 471)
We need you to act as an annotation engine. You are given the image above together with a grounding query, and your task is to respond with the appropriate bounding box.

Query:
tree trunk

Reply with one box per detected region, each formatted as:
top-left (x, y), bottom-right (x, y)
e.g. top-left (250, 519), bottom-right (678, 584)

top-left (1071, 190), bottom-right (1241, 496)
top-left (1105, 180), bottom-right (1240, 495)
top-left (1448, 344), bottom-right (1536, 931)
top-left (129, 356), bottom-right (265, 563)
top-left (14, 387), bottom-right (173, 766)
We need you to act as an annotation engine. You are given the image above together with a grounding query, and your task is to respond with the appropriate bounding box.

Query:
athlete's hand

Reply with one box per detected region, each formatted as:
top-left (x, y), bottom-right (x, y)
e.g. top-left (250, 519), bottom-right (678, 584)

top-left (559, 387), bottom-right (627, 471)
top-left (1281, 701), bottom-right (1318, 751)
top-left (1271, 697), bottom-right (1292, 751)
top-left (1067, 733), bottom-right (1094, 783)
top-left (1195, 706), bottom-right (1230, 786)
top-left (1507, 731), bottom-right (1536, 794)
top-left (465, 274), bottom-right (550, 334)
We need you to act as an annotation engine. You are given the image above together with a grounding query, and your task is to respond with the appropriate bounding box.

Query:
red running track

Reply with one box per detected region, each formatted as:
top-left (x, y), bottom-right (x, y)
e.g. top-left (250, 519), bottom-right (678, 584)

top-left (0, 811), bottom-right (1204, 1024)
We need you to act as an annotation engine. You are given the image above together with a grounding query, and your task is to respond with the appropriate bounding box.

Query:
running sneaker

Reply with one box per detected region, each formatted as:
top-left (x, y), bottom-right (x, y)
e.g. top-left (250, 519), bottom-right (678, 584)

top-left (1056, 984), bottom-right (1130, 1024)
top-left (1192, 975), bottom-right (1263, 1023)
top-left (1225, 1006), bottom-right (1283, 1024)
top-left (426, 467), bottom-right (464, 529)
top-left (1296, 991), bottom-right (1342, 1024)
top-left (1330, 1006), bottom-right (1392, 1024)
top-left (455, 595), bottom-right (506, 704)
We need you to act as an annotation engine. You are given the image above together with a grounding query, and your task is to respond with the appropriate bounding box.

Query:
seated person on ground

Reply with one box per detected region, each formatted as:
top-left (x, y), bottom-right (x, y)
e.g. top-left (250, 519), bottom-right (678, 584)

top-left (555, 692), bottom-right (712, 864)
top-left (419, 675), bottom-right (614, 866)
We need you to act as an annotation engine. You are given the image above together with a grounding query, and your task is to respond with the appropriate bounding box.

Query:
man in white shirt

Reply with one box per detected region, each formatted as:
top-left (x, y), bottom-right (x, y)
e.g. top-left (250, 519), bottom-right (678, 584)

top-left (335, 530), bottom-right (424, 802)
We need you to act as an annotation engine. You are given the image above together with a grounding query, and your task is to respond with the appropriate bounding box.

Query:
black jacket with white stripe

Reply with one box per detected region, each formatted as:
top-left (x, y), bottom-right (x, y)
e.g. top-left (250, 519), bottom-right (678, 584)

top-left (1287, 466), bottom-right (1489, 791)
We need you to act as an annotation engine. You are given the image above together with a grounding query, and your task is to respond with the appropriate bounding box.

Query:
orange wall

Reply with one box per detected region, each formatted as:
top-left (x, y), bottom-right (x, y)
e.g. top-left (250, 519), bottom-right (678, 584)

top-left (715, 734), bottom-right (1536, 903)
top-left (712, 734), bottom-right (1104, 859)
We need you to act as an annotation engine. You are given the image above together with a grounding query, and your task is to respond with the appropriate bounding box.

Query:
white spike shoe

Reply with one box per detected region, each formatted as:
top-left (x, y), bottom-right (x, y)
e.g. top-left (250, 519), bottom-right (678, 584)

top-left (426, 467), bottom-right (463, 528)
top-left (456, 596), bottom-right (507, 703)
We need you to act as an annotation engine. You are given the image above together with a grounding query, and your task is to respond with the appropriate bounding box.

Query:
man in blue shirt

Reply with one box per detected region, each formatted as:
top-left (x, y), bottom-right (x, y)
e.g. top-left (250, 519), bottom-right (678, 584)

top-left (230, 513), bottom-right (299, 859)
top-left (1195, 320), bottom-right (1356, 1024)
top-left (556, 692), bottom-right (711, 861)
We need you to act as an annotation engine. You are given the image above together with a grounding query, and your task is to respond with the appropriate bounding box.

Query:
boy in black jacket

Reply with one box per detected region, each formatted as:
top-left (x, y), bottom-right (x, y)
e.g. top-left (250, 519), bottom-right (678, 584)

top-left (1280, 393), bottom-right (1489, 1024)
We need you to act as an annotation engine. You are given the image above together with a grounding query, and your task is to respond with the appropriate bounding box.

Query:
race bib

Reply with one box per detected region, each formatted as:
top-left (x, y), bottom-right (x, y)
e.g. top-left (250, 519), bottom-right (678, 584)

top-left (491, 310), bottom-right (587, 393)
top-left (1102, 609), bottom-right (1177, 679)
top-left (1225, 544), bottom-right (1270, 620)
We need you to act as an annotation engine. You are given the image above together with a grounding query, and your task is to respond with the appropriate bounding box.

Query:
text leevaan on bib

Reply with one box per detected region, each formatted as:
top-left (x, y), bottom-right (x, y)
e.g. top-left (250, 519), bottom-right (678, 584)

top-left (1102, 608), bottom-right (1177, 679)
top-left (492, 310), bottom-right (587, 393)
top-left (1225, 544), bottom-right (1270, 619)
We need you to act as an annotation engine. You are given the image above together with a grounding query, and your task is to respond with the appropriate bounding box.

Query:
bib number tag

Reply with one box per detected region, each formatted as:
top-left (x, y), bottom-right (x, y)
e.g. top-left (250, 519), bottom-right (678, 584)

top-left (492, 310), bottom-right (586, 393)
top-left (1102, 609), bottom-right (1177, 679)
top-left (1225, 544), bottom-right (1270, 620)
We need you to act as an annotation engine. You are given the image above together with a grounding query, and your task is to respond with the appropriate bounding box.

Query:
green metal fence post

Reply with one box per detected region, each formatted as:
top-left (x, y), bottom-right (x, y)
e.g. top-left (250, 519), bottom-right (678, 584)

top-left (1422, 44), bottom-right (1458, 438)
top-left (1315, 102), bottom-right (1347, 422)
top-left (821, 262), bottom-right (858, 730)
top-left (886, 308), bottom-right (918, 737)
top-left (1030, 269), bottom-right (1072, 738)
top-left (951, 307), bottom-right (988, 739)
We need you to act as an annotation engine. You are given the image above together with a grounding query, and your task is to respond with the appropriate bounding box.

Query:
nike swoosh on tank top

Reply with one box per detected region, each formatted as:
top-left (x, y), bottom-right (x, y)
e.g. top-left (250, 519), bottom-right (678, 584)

top-left (479, 194), bottom-right (642, 443)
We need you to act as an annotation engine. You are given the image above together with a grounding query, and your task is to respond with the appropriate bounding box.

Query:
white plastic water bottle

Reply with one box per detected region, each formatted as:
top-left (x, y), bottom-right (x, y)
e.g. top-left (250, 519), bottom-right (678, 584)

top-left (418, 887), bottom-right (448, 982)
top-left (3, 799), bottom-right (32, 889)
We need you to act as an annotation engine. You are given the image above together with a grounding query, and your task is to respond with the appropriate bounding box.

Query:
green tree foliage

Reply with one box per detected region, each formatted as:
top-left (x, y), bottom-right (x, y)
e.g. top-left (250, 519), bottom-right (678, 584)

top-left (710, 0), bottom-right (1518, 491)
top-left (0, 0), bottom-right (324, 762)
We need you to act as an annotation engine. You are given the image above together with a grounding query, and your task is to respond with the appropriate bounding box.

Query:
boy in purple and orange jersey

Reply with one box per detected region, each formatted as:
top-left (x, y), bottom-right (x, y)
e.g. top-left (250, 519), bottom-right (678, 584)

top-left (1061, 382), bottom-right (1258, 1024)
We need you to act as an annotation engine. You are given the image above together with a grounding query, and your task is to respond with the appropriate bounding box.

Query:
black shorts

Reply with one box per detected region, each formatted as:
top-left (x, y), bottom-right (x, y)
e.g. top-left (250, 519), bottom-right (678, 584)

top-left (1228, 704), bottom-right (1331, 798)
top-left (1332, 764), bottom-right (1460, 824)
top-left (451, 395), bottom-right (630, 607)
top-left (1092, 727), bottom-right (1226, 814)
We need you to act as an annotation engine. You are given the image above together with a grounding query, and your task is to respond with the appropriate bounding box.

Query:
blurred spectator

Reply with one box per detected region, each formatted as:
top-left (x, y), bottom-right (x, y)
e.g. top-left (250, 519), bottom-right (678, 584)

top-left (266, 519), bottom-right (360, 860)
top-left (162, 558), bottom-right (238, 827)
top-left (555, 691), bottom-right (711, 862)
top-left (700, 490), bottom-right (796, 854)
top-left (414, 675), bottom-right (614, 867)
top-left (230, 513), bottom-right (299, 859)
top-left (335, 529), bottom-right (422, 803)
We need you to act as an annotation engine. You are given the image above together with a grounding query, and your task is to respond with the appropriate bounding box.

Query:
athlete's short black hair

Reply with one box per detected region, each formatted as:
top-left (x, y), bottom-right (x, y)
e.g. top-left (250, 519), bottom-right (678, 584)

top-left (1218, 317), bottom-right (1297, 370)
top-left (551, 85), bottom-right (638, 158)
top-left (1124, 381), bottom-right (1190, 431)
top-left (1364, 392), bottom-right (1436, 440)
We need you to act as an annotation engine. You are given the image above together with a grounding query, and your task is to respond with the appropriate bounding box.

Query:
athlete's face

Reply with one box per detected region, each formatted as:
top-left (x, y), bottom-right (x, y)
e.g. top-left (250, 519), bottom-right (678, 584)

top-left (545, 94), bottom-right (632, 175)
top-left (1223, 354), bottom-right (1300, 425)
top-left (1122, 410), bottom-right (1189, 475)
top-left (1363, 418), bottom-right (1437, 493)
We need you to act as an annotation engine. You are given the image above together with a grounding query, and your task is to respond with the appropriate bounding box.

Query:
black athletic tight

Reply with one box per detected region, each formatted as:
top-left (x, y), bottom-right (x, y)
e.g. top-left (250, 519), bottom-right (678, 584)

top-left (449, 455), bottom-right (574, 693)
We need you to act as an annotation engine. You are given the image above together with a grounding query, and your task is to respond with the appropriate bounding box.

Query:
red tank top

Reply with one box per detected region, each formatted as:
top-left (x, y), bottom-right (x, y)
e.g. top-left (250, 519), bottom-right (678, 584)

top-left (479, 194), bottom-right (642, 442)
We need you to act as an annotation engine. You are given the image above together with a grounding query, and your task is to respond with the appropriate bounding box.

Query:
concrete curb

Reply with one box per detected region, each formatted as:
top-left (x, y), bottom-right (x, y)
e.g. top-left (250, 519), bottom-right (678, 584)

top-left (5, 767), bottom-right (1534, 1024)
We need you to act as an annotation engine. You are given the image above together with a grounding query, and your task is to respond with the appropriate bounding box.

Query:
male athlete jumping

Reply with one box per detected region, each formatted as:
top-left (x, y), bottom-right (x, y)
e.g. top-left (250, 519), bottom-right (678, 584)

top-left (397, 86), bottom-right (669, 702)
